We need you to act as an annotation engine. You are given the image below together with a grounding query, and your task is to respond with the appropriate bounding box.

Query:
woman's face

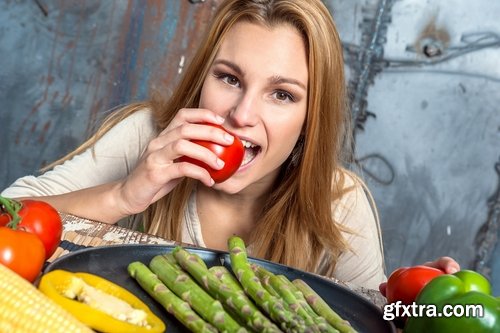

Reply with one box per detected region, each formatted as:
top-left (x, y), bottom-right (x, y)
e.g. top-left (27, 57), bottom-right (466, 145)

top-left (199, 21), bottom-right (308, 194)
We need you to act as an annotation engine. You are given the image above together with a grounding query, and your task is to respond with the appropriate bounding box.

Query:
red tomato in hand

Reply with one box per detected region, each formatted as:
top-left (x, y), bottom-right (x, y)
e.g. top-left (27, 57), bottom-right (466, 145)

top-left (386, 265), bottom-right (445, 305)
top-left (1, 200), bottom-right (62, 259)
top-left (180, 123), bottom-right (244, 183)
top-left (0, 227), bottom-right (46, 282)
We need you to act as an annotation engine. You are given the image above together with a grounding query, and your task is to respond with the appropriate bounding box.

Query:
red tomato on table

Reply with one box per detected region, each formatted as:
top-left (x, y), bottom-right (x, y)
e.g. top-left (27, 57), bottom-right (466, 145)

top-left (0, 198), bottom-right (62, 259)
top-left (386, 265), bottom-right (445, 305)
top-left (180, 123), bottom-right (244, 183)
top-left (0, 227), bottom-right (46, 282)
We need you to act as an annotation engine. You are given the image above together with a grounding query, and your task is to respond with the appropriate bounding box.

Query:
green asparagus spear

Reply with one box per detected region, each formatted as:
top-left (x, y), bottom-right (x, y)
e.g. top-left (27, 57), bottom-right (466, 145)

top-left (252, 263), bottom-right (328, 333)
top-left (293, 279), bottom-right (358, 333)
top-left (268, 274), bottom-right (321, 332)
top-left (208, 266), bottom-right (257, 330)
top-left (277, 275), bottom-right (339, 333)
top-left (228, 236), bottom-right (306, 332)
top-left (172, 247), bottom-right (282, 333)
top-left (251, 264), bottom-right (281, 298)
top-left (162, 252), bottom-right (183, 268)
top-left (209, 266), bottom-right (245, 294)
top-left (127, 261), bottom-right (218, 333)
top-left (149, 254), bottom-right (247, 333)
top-left (212, 265), bottom-right (288, 333)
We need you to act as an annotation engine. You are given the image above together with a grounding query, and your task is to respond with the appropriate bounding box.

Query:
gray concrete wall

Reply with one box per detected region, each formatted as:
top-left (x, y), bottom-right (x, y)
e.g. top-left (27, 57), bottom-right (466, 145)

top-left (1, 0), bottom-right (499, 292)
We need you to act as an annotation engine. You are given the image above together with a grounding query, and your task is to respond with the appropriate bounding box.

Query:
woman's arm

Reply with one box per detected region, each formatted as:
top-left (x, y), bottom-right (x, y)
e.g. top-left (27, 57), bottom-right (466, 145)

top-left (1, 109), bottom-right (157, 223)
top-left (2, 110), bottom-right (155, 197)
top-left (2, 108), bottom-right (234, 224)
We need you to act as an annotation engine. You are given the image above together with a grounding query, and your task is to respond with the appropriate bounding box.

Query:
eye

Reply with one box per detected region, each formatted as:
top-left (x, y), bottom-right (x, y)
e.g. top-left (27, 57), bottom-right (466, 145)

top-left (215, 72), bottom-right (241, 87)
top-left (273, 90), bottom-right (295, 103)
top-left (223, 74), bottom-right (240, 86)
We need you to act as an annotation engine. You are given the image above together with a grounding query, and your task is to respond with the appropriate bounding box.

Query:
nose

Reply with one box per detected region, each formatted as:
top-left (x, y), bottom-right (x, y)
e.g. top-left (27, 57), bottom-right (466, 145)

top-left (226, 92), bottom-right (259, 128)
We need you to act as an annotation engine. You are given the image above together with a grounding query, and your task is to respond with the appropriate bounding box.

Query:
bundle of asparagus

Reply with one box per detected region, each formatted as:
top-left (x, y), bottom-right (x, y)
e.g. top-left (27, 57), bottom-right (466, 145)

top-left (127, 236), bottom-right (358, 333)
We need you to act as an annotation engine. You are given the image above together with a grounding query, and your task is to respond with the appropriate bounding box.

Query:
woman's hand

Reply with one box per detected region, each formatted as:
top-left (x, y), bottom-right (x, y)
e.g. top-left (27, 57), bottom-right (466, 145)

top-left (379, 256), bottom-right (460, 296)
top-left (420, 256), bottom-right (460, 274)
top-left (113, 108), bottom-right (234, 216)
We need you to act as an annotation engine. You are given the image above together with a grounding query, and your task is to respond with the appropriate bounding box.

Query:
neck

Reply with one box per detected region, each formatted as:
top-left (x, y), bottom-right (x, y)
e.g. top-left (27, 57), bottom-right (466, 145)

top-left (196, 182), bottom-right (272, 250)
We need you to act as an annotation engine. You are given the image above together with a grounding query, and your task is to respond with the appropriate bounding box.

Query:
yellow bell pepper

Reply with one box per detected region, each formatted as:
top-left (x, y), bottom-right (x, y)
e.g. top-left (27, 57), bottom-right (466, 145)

top-left (38, 269), bottom-right (165, 333)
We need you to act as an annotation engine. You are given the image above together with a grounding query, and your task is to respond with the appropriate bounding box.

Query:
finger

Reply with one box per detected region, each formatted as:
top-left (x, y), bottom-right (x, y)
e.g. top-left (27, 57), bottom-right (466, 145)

top-left (162, 108), bottom-right (225, 134)
top-left (168, 139), bottom-right (226, 170)
top-left (152, 122), bottom-right (235, 153)
top-left (139, 142), bottom-right (222, 197)
top-left (379, 282), bottom-right (387, 297)
top-left (164, 161), bottom-right (215, 187)
top-left (150, 178), bottom-right (183, 203)
top-left (145, 136), bottom-right (225, 171)
top-left (423, 256), bottom-right (460, 274)
top-left (174, 122), bottom-right (235, 145)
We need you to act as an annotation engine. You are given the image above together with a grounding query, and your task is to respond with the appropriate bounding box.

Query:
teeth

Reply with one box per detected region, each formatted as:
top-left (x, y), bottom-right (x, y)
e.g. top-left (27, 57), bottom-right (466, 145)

top-left (242, 148), bottom-right (256, 166)
top-left (240, 139), bottom-right (257, 148)
top-left (239, 139), bottom-right (260, 166)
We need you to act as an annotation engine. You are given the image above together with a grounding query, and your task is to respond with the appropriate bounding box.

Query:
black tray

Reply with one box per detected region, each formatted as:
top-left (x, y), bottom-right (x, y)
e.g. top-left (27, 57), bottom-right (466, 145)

top-left (44, 244), bottom-right (396, 333)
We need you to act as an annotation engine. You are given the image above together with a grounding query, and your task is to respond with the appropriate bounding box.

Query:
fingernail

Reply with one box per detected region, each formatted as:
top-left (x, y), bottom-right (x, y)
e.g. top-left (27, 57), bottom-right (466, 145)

top-left (217, 158), bottom-right (225, 168)
top-left (215, 115), bottom-right (225, 123)
top-left (224, 133), bottom-right (234, 143)
top-left (448, 267), bottom-right (458, 274)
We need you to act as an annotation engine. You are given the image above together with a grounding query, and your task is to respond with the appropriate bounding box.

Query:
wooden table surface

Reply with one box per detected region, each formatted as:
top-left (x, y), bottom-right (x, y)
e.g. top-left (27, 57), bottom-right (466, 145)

top-left (47, 212), bottom-right (389, 311)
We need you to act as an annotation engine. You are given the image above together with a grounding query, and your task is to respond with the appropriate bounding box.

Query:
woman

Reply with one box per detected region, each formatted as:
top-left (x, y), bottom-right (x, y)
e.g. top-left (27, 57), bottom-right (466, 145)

top-left (1, 0), bottom-right (458, 290)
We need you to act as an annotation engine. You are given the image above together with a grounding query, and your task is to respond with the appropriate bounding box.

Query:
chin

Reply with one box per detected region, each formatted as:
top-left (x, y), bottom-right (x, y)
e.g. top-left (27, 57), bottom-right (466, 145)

top-left (213, 183), bottom-right (244, 195)
top-left (212, 177), bottom-right (248, 194)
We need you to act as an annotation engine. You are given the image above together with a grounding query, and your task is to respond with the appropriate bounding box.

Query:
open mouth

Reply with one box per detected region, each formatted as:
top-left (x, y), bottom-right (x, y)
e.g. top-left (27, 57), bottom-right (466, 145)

top-left (240, 139), bottom-right (261, 166)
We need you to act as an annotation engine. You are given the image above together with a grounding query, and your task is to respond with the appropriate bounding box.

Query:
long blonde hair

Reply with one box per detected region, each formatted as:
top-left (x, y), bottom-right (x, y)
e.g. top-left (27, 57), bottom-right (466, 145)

top-left (51, 0), bottom-right (353, 274)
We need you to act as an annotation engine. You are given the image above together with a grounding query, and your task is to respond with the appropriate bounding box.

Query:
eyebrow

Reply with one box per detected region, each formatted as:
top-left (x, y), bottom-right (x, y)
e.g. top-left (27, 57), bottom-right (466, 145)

top-left (212, 59), bottom-right (307, 91)
top-left (269, 75), bottom-right (307, 91)
top-left (213, 59), bottom-right (244, 76)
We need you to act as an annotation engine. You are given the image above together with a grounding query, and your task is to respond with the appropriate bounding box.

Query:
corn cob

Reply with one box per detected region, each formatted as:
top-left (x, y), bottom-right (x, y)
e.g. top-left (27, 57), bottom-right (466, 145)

top-left (0, 263), bottom-right (93, 333)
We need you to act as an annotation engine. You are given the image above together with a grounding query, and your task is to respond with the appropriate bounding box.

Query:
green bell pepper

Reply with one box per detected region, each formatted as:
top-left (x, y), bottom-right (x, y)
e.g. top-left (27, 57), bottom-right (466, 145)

top-left (404, 270), bottom-right (499, 333)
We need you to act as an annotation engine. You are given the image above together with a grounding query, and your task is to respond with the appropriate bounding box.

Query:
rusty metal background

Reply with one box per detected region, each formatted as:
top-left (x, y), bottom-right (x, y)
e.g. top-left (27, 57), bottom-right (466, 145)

top-left (1, 0), bottom-right (499, 292)
top-left (335, 0), bottom-right (500, 294)
top-left (0, 0), bottom-right (219, 178)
